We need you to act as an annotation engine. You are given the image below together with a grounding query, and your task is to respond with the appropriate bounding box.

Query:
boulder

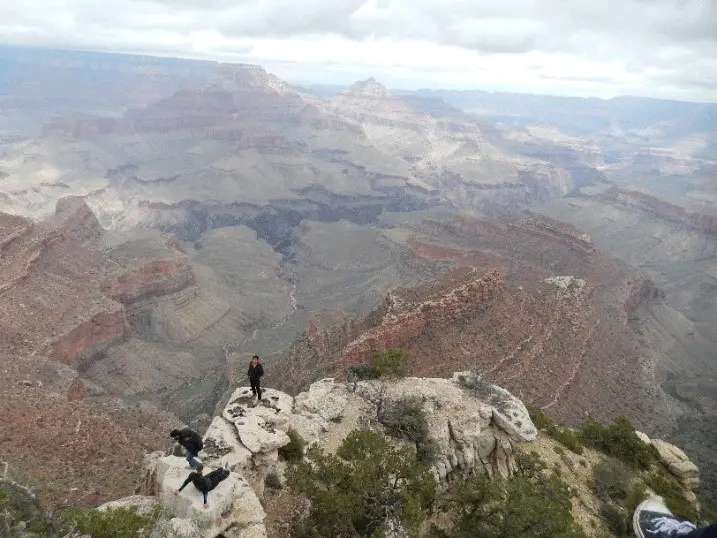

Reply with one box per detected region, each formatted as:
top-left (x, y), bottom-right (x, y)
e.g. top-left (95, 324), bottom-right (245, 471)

top-left (350, 373), bottom-right (537, 482)
top-left (147, 455), bottom-right (266, 538)
top-left (651, 439), bottom-right (700, 492)
top-left (230, 414), bottom-right (290, 454)
top-left (294, 377), bottom-right (348, 422)
top-left (201, 416), bottom-right (253, 473)
top-left (635, 430), bottom-right (651, 445)
top-left (97, 495), bottom-right (160, 516)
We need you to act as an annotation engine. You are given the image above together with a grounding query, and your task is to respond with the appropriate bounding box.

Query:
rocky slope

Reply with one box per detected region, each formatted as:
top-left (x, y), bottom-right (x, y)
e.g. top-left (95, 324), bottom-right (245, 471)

top-left (535, 183), bottom-right (717, 500)
top-left (87, 373), bottom-right (701, 538)
top-left (269, 211), bottom-right (669, 435)
top-left (129, 372), bottom-right (537, 537)
top-left (0, 198), bottom-right (204, 504)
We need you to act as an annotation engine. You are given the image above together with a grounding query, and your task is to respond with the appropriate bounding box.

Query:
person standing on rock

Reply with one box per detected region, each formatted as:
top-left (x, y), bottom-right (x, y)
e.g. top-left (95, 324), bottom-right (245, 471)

top-left (175, 463), bottom-right (230, 508)
top-left (170, 428), bottom-right (203, 470)
top-left (248, 354), bottom-right (264, 402)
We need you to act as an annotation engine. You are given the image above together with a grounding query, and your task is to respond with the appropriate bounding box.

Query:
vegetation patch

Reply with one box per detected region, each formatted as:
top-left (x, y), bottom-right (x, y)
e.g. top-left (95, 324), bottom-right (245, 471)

top-left (371, 348), bottom-right (410, 378)
top-left (265, 471), bottom-right (282, 490)
top-left (431, 451), bottom-right (587, 538)
top-left (278, 428), bottom-right (306, 462)
top-left (287, 429), bottom-right (436, 537)
top-left (579, 416), bottom-right (655, 470)
top-left (590, 459), bottom-right (635, 504)
top-left (378, 396), bottom-right (436, 464)
top-left (347, 348), bottom-right (411, 381)
top-left (59, 506), bottom-right (161, 538)
top-left (526, 404), bottom-right (584, 455)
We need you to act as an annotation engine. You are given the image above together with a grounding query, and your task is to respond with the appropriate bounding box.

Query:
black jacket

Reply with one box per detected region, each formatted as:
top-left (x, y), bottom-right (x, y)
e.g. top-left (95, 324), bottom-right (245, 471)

top-left (175, 428), bottom-right (203, 456)
top-left (179, 471), bottom-right (211, 494)
top-left (178, 468), bottom-right (230, 494)
top-left (247, 362), bottom-right (264, 382)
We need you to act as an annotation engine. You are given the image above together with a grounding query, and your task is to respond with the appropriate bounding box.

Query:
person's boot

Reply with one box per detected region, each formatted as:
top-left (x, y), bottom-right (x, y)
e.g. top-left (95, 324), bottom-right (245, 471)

top-left (633, 497), bottom-right (697, 537)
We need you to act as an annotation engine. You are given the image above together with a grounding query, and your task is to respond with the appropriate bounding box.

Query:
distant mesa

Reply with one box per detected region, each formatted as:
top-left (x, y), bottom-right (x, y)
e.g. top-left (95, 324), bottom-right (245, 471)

top-left (340, 77), bottom-right (390, 99)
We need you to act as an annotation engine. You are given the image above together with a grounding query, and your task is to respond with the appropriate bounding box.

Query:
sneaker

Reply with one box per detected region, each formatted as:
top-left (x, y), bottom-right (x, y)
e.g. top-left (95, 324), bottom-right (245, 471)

top-left (633, 497), bottom-right (697, 537)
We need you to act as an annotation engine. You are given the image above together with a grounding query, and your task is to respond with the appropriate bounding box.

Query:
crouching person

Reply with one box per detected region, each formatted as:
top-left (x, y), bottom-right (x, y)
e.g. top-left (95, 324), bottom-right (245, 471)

top-left (170, 428), bottom-right (204, 469)
top-left (175, 463), bottom-right (231, 508)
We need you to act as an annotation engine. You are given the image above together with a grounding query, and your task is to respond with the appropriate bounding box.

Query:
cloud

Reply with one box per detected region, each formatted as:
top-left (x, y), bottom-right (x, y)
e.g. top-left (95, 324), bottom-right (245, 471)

top-left (0, 0), bottom-right (715, 101)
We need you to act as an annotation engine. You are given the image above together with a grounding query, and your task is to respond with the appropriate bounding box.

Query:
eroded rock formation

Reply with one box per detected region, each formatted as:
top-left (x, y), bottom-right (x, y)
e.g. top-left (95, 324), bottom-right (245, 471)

top-left (341, 270), bottom-right (503, 369)
top-left (134, 373), bottom-right (537, 537)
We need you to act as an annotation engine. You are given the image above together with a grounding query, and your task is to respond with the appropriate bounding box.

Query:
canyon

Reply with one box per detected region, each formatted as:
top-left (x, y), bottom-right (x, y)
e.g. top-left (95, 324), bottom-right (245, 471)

top-left (0, 45), bottom-right (715, 508)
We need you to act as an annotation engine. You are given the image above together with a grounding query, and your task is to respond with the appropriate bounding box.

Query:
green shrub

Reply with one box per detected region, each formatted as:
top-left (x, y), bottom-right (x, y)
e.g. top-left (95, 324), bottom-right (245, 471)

top-left (59, 506), bottom-right (161, 538)
top-left (371, 349), bottom-right (409, 378)
top-left (379, 397), bottom-right (428, 445)
top-left (416, 439), bottom-right (439, 465)
top-left (599, 502), bottom-right (629, 537)
top-left (434, 464), bottom-right (588, 537)
top-left (644, 471), bottom-right (698, 522)
top-left (590, 459), bottom-right (634, 504)
top-left (348, 362), bottom-right (375, 381)
top-left (526, 404), bottom-right (584, 455)
top-left (278, 429), bottom-right (306, 462)
top-left (264, 471), bottom-right (282, 490)
top-left (287, 429), bottom-right (436, 537)
top-left (515, 451), bottom-right (547, 479)
top-left (527, 404), bottom-right (554, 431)
top-left (552, 428), bottom-right (584, 455)
top-left (378, 397), bottom-right (435, 464)
top-left (579, 416), bottom-right (654, 470)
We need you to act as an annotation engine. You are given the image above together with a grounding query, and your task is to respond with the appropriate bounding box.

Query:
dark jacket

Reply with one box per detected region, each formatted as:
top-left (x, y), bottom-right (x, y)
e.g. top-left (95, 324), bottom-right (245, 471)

top-left (178, 471), bottom-right (211, 494)
top-left (178, 468), bottom-right (230, 494)
top-left (247, 362), bottom-right (264, 382)
top-left (175, 428), bottom-right (203, 456)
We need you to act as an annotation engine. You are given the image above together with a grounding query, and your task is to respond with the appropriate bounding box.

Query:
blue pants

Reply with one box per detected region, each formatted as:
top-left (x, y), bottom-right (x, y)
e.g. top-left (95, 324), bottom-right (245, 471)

top-left (185, 450), bottom-right (198, 469)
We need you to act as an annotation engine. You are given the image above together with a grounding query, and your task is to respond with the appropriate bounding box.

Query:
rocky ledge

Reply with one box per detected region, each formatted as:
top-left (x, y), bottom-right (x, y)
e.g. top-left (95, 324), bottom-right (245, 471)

top-left (126, 372), bottom-right (536, 537)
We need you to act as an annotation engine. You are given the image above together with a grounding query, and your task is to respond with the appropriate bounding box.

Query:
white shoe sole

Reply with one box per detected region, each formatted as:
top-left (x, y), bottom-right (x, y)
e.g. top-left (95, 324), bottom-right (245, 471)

top-left (633, 499), bottom-right (649, 538)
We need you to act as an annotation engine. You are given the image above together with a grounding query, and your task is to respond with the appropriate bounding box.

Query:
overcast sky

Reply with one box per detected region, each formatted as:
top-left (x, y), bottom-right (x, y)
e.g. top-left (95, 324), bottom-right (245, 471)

top-left (2, 0), bottom-right (716, 101)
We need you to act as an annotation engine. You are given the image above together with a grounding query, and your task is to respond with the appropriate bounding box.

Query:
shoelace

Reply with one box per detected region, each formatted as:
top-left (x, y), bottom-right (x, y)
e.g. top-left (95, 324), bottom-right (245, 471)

top-left (647, 516), bottom-right (697, 536)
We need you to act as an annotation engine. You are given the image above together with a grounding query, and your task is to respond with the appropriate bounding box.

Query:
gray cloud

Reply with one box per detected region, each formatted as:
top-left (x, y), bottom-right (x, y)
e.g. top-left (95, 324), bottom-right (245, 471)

top-left (0, 0), bottom-right (715, 100)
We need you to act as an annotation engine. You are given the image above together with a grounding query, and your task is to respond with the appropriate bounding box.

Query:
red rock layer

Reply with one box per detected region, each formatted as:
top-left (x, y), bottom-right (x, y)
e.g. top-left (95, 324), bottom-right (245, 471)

top-left (48, 310), bottom-right (130, 365)
top-left (341, 270), bottom-right (503, 369)
top-left (102, 259), bottom-right (195, 304)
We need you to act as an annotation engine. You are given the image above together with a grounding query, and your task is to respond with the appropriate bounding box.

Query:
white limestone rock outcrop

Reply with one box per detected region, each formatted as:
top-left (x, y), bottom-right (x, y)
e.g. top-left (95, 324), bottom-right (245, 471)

top-left (651, 439), bottom-right (700, 488)
top-left (140, 455), bottom-right (266, 538)
top-left (634, 431), bottom-right (700, 501)
top-left (97, 495), bottom-right (160, 516)
top-left (122, 373), bottom-right (537, 537)
top-left (350, 372), bottom-right (537, 481)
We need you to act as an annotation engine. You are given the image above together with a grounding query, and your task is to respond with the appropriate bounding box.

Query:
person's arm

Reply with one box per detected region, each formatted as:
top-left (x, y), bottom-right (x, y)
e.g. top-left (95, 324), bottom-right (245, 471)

top-left (178, 473), bottom-right (194, 492)
top-left (257, 364), bottom-right (264, 377)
